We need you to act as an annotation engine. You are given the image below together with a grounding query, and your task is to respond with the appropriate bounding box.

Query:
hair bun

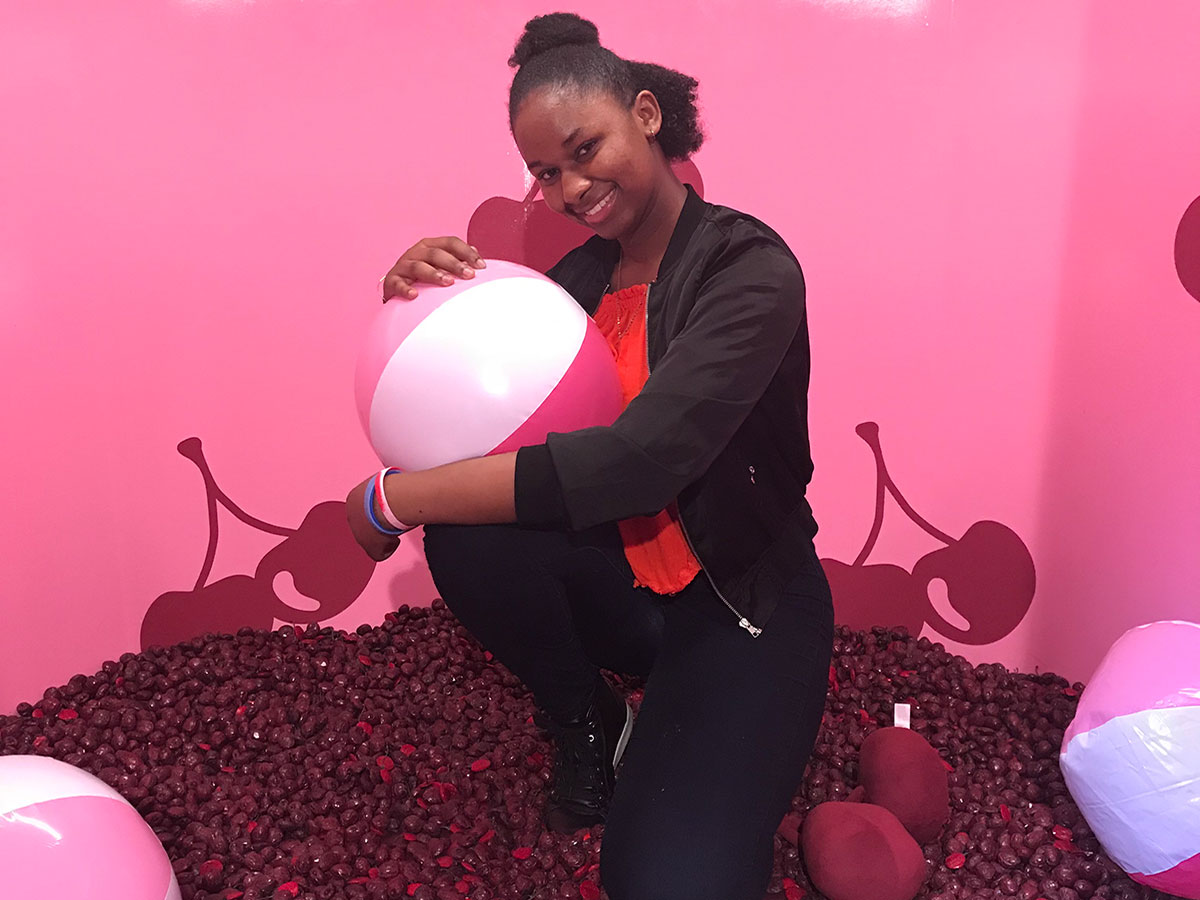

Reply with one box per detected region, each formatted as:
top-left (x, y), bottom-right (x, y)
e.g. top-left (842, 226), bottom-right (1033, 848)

top-left (508, 13), bottom-right (600, 68)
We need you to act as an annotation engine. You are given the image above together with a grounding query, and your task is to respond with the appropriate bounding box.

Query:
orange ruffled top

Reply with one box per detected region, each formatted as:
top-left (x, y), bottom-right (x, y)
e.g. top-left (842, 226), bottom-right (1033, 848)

top-left (592, 283), bottom-right (701, 595)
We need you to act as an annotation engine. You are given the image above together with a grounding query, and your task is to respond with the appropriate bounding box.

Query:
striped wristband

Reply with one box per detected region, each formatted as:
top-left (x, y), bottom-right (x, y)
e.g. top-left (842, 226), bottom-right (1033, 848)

top-left (373, 467), bottom-right (415, 533)
top-left (364, 468), bottom-right (411, 536)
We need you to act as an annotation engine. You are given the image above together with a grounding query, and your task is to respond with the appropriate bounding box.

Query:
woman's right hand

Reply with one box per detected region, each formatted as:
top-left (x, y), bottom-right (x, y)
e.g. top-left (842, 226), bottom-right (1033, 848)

top-left (381, 236), bottom-right (487, 302)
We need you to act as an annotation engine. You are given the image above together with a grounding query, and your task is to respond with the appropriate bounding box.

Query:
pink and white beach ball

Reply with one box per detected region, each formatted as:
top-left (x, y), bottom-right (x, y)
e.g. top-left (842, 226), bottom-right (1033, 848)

top-left (0, 754), bottom-right (181, 900)
top-left (1060, 620), bottom-right (1200, 899)
top-left (355, 260), bottom-right (622, 471)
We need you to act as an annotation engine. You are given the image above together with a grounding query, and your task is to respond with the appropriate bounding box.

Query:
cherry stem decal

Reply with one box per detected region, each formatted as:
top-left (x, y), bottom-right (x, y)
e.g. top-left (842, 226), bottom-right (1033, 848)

top-left (176, 438), bottom-right (295, 591)
top-left (852, 422), bottom-right (954, 566)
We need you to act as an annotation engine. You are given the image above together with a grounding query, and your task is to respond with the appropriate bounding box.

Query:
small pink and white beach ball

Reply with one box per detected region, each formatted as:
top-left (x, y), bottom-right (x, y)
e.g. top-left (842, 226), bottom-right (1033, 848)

top-left (355, 260), bottom-right (623, 471)
top-left (1060, 619), bottom-right (1200, 899)
top-left (0, 754), bottom-right (181, 900)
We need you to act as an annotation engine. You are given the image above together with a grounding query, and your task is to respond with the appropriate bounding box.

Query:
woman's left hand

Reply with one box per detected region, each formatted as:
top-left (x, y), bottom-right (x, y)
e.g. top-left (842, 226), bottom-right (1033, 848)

top-left (346, 477), bottom-right (402, 561)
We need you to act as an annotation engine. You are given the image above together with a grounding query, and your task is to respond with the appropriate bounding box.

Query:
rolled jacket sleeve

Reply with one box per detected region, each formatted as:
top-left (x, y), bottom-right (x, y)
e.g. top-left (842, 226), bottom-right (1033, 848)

top-left (520, 231), bottom-right (805, 532)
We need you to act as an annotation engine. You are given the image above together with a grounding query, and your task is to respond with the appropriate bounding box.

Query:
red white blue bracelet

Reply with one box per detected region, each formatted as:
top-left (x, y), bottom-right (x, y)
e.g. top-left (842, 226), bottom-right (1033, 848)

top-left (364, 467), bottom-right (413, 536)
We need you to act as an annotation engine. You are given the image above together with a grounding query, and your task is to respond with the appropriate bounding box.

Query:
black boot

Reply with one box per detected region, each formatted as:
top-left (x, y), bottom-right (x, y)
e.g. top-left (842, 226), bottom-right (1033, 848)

top-left (536, 674), bottom-right (634, 833)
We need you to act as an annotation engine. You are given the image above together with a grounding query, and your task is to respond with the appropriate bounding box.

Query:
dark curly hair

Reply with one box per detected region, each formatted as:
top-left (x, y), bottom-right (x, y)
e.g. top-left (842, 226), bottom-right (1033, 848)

top-left (508, 12), bottom-right (704, 161)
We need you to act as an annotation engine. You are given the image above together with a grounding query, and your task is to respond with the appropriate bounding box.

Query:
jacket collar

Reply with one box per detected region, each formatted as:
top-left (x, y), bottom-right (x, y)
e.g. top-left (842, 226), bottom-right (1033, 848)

top-left (659, 183), bottom-right (708, 279)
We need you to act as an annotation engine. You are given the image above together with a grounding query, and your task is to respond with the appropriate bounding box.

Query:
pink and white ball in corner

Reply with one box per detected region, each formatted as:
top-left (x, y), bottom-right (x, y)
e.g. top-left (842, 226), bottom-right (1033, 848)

top-left (0, 754), bottom-right (182, 900)
top-left (356, 260), bottom-right (623, 471)
top-left (1060, 619), bottom-right (1200, 899)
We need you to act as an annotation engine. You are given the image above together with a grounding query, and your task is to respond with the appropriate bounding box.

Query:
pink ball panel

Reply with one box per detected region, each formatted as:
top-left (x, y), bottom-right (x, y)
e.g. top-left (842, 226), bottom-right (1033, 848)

top-left (354, 261), bottom-right (562, 436)
top-left (0, 795), bottom-right (179, 900)
top-left (0, 754), bottom-right (125, 814)
top-left (1063, 620), bottom-right (1200, 746)
top-left (363, 271), bottom-right (608, 471)
top-left (491, 315), bottom-right (624, 455)
top-left (1133, 850), bottom-right (1200, 899)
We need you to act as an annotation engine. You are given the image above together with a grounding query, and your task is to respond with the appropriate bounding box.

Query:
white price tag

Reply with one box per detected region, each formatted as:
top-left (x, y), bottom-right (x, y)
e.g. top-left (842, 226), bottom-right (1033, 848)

top-left (894, 703), bottom-right (911, 729)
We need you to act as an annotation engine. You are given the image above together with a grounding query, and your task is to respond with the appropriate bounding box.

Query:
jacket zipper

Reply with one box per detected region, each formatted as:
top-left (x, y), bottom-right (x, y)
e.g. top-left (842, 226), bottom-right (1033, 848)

top-left (643, 283), bottom-right (763, 639)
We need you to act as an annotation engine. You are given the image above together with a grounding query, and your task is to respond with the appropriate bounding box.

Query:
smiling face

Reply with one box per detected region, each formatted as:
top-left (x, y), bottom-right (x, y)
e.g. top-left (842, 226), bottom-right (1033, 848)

top-left (512, 85), bottom-right (666, 242)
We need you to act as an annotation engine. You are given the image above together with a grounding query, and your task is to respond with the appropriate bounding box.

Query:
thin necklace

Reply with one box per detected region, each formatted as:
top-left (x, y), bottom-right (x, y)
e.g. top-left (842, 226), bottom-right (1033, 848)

top-left (604, 253), bottom-right (623, 295)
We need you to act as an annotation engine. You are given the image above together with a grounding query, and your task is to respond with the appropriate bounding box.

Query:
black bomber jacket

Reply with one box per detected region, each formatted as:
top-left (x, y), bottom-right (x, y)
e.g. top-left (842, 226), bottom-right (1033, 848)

top-left (514, 185), bottom-right (819, 635)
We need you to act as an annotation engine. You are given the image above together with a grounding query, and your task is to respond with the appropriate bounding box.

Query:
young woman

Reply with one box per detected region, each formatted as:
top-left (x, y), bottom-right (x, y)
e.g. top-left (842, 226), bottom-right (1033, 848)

top-left (347, 14), bottom-right (833, 900)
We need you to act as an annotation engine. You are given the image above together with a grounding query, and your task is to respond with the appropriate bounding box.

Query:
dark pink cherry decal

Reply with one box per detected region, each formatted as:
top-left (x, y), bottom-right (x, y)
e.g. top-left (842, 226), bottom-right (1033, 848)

top-left (821, 423), bottom-right (1035, 645)
top-left (140, 438), bottom-right (375, 650)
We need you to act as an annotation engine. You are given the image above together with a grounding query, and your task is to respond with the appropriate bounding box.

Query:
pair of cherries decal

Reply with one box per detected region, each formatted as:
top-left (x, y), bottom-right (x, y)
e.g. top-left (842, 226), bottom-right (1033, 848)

top-left (141, 423), bottom-right (1035, 651)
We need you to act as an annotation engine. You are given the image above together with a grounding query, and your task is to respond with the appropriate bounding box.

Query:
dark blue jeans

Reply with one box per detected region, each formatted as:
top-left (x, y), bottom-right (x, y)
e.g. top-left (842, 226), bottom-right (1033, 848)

top-left (423, 522), bottom-right (833, 900)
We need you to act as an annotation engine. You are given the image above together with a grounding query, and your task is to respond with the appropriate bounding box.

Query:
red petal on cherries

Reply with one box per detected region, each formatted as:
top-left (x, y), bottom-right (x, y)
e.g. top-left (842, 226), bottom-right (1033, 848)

top-left (783, 878), bottom-right (807, 900)
top-left (403, 833), bottom-right (417, 841)
top-left (1055, 838), bottom-right (1080, 853)
top-left (235, 705), bottom-right (247, 716)
top-left (449, 823), bottom-right (462, 833)
top-left (513, 846), bottom-right (533, 859)
top-left (358, 655), bottom-right (372, 665)
top-left (1052, 825), bottom-right (1073, 841)
top-left (197, 742), bottom-right (211, 750)
top-left (1000, 804), bottom-right (1012, 822)
top-left (57, 709), bottom-right (78, 720)
top-left (526, 753), bottom-right (545, 766)
top-left (32, 735), bottom-right (47, 749)
top-left (946, 853), bottom-right (967, 869)
top-left (199, 860), bottom-right (224, 876)
top-left (1064, 687), bottom-right (1079, 696)
top-left (941, 759), bottom-right (955, 771)
top-left (579, 882), bottom-right (601, 900)
top-left (461, 860), bottom-right (475, 872)
top-left (380, 769), bottom-right (392, 783)
top-left (573, 863), bottom-right (589, 879)
top-left (406, 885), bottom-right (421, 897)
top-left (438, 855), bottom-right (453, 867)
top-left (32, 709), bottom-right (43, 718)
top-left (348, 877), bottom-right (370, 884)
top-left (278, 883), bottom-right (300, 897)
top-left (368, 867), bottom-right (379, 879)
top-left (455, 881), bottom-right (469, 894)
top-left (247, 821), bottom-right (258, 833)
top-left (484, 651), bottom-right (494, 661)
top-left (470, 758), bottom-right (491, 771)
top-left (356, 721), bottom-right (373, 735)
top-left (478, 829), bottom-right (496, 844)
top-left (377, 755), bottom-right (395, 770)
top-left (400, 743), bottom-right (417, 756)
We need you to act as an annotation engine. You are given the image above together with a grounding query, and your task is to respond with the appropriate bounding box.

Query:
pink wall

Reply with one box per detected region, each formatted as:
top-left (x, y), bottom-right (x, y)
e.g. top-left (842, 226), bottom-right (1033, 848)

top-left (2, 0), bottom-right (1197, 712)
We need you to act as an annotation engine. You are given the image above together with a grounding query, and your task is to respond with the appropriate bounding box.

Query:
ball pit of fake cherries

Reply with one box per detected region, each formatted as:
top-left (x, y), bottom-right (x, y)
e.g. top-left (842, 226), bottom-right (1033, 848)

top-left (0, 602), bottom-right (1171, 900)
